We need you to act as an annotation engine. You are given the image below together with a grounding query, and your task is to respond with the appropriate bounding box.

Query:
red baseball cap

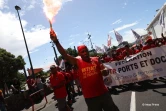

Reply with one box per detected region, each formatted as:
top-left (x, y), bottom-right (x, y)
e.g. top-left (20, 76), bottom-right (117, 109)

top-left (77, 45), bottom-right (87, 53)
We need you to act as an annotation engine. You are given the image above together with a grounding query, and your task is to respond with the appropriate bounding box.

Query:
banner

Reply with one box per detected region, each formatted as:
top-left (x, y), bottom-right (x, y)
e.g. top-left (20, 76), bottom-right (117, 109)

top-left (103, 45), bottom-right (166, 87)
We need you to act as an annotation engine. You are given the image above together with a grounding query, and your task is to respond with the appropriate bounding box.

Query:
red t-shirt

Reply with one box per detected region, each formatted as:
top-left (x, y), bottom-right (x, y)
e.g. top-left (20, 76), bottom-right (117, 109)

top-left (65, 72), bottom-right (72, 83)
top-left (118, 55), bottom-right (124, 60)
top-left (49, 72), bottom-right (67, 99)
top-left (122, 49), bottom-right (133, 58)
top-left (103, 57), bottom-right (111, 63)
top-left (26, 79), bottom-right (35, 89)
top-left (135, 50), bottom-right (140, 54)
top-left (143, 44), bottom-right (155, 50)
top-left (110, 56), bottom-right (122, 61)
top-left (76, 57), bottom-right (108, 98)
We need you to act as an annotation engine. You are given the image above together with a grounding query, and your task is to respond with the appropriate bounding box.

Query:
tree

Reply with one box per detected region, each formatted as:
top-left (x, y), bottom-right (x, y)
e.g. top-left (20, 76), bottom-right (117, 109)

top-left (89, 52), bottom-right (96, 57)
top-left (66, 48), bottom-right (78, 57)
top-left (0, 48), bottom-right (25, 93)
top-left (16, 72), bottom-right (26, 84)
top-left (58, 47), bottom-right (78, 62)
top-left (110, 46), bottom-right (118, 50)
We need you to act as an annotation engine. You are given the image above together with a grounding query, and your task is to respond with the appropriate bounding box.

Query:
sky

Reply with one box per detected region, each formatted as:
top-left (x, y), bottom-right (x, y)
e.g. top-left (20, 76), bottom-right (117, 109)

top-left (0, 0), bottom-right (166, 72)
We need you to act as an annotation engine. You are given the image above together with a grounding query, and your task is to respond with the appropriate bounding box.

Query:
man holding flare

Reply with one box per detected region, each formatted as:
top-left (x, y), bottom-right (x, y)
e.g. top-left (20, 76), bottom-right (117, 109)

top-left (49, 28), bottom-right (119, 111)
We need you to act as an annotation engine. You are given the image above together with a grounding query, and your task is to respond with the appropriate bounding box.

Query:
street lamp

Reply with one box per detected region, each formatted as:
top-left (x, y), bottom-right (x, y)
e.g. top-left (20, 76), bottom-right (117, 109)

top-left (15, 5), bottom-right (35, 78)
top-left (88, 33), bottom-right (94, 50)
top-left (50, 41), bottom-right (59, 66)
top-left (87, 33), bottom-right (96, 53)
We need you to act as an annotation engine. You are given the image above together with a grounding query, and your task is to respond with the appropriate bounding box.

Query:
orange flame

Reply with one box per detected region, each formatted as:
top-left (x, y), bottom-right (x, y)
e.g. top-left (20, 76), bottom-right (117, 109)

top-left (43, 0), bottom-right (62, 24)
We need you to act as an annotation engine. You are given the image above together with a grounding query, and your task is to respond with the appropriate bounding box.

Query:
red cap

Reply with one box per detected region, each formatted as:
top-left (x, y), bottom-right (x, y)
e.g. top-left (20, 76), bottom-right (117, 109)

top-left (77, 45), bottom-right (87, 53)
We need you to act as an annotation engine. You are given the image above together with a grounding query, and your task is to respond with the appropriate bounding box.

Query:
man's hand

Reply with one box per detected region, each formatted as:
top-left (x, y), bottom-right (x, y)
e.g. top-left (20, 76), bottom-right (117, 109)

top-left (50, 28), bottom-right (58, 42)
top-left (101, 69), bottom-right (109, 77)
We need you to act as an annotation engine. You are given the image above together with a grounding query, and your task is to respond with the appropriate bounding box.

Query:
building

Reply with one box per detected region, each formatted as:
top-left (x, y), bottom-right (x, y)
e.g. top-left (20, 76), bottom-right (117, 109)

top-left (27, 68), bottom-right (43, 76)
top-left (146, 3), bottom-right (166, 39)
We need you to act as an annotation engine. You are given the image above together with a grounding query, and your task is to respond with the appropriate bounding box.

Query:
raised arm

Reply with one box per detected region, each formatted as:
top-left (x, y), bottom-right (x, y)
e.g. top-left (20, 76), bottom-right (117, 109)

top-left (50, 29), bottom-right (77, 66)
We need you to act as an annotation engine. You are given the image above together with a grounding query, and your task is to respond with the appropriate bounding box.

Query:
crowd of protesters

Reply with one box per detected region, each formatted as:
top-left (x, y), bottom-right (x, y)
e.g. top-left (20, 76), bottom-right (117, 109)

top-left (48, 28), bottom-right (166, 111)
top-left (102, 34), bottom-right (166, 63)
top-left (99, 34), bottom-right (166, 93)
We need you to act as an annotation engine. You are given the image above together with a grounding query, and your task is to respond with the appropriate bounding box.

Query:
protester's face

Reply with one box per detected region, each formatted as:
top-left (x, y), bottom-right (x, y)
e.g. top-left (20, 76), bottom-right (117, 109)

top-left (79, 48), bottom-right (90, 60)
top-left (50, 67), bottom-right (57, 74)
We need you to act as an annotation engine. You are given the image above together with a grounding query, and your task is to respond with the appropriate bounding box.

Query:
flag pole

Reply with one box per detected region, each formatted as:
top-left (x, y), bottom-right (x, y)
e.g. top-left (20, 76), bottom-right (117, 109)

top-left (131, 29), bottom-right (137, 41)
top-left (113, 29), bottom-right (119, 45)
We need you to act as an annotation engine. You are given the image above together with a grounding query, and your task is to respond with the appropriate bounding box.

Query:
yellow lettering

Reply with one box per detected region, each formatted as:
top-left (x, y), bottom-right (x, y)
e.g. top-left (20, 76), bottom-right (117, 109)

top-left (82, 68), bottom-right (85, 73)
top-left (88, 67), bottom-right (91, 71)
top-left (90, 66), bottom-right (94, 71)
top-left (81, 65), bottom-right (98, 79)
top-left (85, 67), bottom-right (87, 72)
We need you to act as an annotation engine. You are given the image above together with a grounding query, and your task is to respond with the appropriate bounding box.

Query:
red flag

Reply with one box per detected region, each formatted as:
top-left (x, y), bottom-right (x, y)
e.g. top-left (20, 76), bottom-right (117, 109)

top-left (107, 34), bottom-right (111, 47)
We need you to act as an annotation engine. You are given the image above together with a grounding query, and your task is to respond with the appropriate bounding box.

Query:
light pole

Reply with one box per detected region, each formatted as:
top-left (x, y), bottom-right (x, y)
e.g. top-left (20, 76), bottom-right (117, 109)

top-left (15, 5), bottom-right (35, 78)
top-left (88, 33), bottom-right (96, 53)
top-left (50, 41), bottom-right (59, 66)
top-left (88, 33), bottom-right (94, 50)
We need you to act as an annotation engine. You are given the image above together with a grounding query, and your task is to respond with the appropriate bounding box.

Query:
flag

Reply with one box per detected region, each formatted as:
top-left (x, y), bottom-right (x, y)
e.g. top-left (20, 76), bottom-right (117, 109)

top-left (107, 34), bottom-right (111, 47)
top-left (59, 59), bottom-right (65, 70)
top-left (131, 29), bottom-right (141, 39)
top-left (102, 44), bottom-right (109, 53)
top-left (95, 45), bottom-right (104, 53)
top-left (159, 10), bottom-right (165, 28)
top-left (114, 30), bottom-right (123, 44)
top-left (131, 29), bottom-right (142, 44)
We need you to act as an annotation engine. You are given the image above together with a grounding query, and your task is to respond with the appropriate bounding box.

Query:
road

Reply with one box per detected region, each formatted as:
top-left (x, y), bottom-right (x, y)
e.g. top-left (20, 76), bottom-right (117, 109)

top-left (41, 80), bottom-right (166, 111)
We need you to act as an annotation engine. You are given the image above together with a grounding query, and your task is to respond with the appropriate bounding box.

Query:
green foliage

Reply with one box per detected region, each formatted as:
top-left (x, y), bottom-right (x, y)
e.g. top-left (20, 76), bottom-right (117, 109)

top-left (58, 55), bottom-right (63, 60)
top-left (66, 48), bottom-right (78, 57)
top-left (0, 48), bottom-right (25, 83)
top-left (16, 72), bottom-right (26, 83)
top-left (89, 52), bottom-right (97, 57)
top-left (96, 53), bottom-right (103, 56)
top-left (110, 46), bottom-right (118, 50)
top-left (58, 47), bottom-right (78, 61)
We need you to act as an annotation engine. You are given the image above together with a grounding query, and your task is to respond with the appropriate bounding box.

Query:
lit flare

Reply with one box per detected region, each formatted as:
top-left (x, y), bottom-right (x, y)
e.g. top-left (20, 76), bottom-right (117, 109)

top-left (43, 0), bottom-right (62, 28)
